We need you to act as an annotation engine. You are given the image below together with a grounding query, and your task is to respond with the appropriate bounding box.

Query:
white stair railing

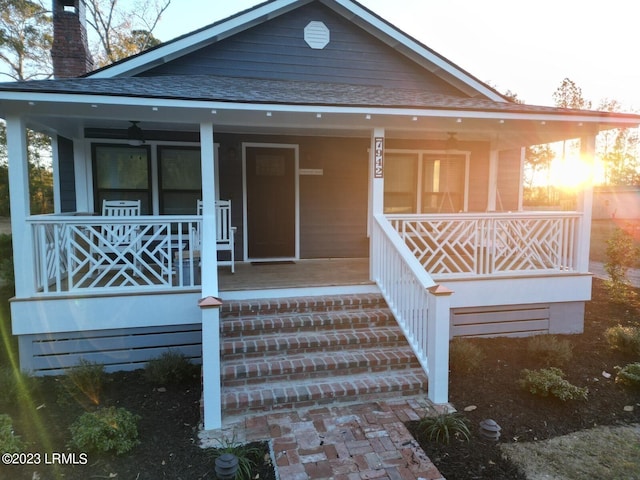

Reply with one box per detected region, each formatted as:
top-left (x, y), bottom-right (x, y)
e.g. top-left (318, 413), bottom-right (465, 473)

top-left (372, 214), bottom-right (452, 404)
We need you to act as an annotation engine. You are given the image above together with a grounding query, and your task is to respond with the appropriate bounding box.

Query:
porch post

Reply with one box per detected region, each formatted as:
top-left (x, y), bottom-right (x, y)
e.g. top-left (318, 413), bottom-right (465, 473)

top-left (73, 138), bottom-right (90, 212)
top-left (369, 127), bottom-right (385, 281)
top-left (6, 116), bottom-right (35, 297)
top-left (576, 135), bottom-right (596, 273)
top-left (487, 145), bottom-right (499, 211)
top-left (427, 284), bottom-right (453, 404)
top-left (199, 121), bottom-right (222, 430)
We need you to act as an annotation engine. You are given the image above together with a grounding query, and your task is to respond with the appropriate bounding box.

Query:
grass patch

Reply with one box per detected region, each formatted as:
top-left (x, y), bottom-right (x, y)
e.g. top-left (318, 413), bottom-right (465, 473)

top-left (501, 424), bottom-right (640, 480)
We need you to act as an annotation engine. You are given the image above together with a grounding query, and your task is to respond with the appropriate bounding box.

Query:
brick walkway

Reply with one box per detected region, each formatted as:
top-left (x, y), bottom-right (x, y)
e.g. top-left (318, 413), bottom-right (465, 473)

top-left (201, 397), bottom-right (447, 480)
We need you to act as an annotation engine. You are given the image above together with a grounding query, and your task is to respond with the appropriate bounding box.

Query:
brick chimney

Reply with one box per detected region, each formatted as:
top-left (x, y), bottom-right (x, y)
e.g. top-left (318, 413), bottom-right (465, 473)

top-left (51, 0), bottom-right (94, 78)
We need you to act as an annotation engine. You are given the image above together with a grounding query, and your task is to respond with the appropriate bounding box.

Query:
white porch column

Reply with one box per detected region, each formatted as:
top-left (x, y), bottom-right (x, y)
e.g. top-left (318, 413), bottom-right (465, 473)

top-left (487, 145), bottom-right (499, 211)
top-left (6, 116), bottom-right (35, 297)
top-left (369, 127), bottom-right (385, 281)
top-left (576, 135), bottom-right (596, 273)
top-left (199, 122), bottom-right (222, 430)
top-left (73, 138), bottom-right (90, 212)
top-left (427, 284), bottom-right (453, 404)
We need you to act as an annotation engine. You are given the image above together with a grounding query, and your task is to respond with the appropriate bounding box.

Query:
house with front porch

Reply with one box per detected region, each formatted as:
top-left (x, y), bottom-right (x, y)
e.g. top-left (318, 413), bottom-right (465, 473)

top-left (1, 0), bottom-right (639, 429)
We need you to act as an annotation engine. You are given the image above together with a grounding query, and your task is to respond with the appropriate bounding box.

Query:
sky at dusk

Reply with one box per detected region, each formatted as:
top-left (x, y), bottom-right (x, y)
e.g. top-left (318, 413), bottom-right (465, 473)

top-left (150, 0), bottom-right (640, 111)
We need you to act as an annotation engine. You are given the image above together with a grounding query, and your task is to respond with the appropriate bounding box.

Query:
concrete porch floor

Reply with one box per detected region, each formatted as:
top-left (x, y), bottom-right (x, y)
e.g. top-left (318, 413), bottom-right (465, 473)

top-left (218, 257), bottom-right (373, 292)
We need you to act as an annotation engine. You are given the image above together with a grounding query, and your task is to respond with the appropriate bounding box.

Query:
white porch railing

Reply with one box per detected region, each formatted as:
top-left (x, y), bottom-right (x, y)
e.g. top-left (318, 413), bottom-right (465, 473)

top-left (371, 214), bottom-right (451, 404)
top-left (387, 212), bottom-right (582, 278)
top-left (29, 215), bottom-right (202, 295)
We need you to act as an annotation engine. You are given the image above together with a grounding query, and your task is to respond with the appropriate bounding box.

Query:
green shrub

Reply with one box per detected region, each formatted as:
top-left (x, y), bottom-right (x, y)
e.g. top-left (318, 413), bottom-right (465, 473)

top-left (526, 335), bottom-right (573, 366)
top-left (519, 367), bottom-right (588, 401)
top-left (604, 325), bottom-right (640, 356)
top-left (615, 362), bottom-right (640, 388)
top-left (0, 413), bottom-right (25, 453)
top-left (144, 350), bottom-right (197, 385)
top-left (416, 412), bottom-right (471, 445)
top-left (208, 434), bottom-right (263, 480)
top-left (59, 359), bottom-right (107, 406)
top-left (449, 338), bottom-right (485, 374)
top-left (69, 407), bottom-right (140, 455)
top-left (0, 366), bottom-right (37, 406)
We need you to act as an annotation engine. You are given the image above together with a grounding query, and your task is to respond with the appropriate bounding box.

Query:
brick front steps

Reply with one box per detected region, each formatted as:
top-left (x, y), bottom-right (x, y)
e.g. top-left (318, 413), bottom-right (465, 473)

top-left (220, 294), bottom-right (428, 417)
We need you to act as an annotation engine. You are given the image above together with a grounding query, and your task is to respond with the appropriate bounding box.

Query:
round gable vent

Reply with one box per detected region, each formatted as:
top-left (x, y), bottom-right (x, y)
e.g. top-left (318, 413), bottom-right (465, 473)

top-left (304, 21), bottom-right (330, 49)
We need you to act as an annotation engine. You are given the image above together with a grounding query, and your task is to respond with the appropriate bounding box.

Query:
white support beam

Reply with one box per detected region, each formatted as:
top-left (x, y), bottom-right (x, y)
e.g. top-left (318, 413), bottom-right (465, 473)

top-left (369, 127), bottom-right (385, 280)
top-left (6, 116), bottom-right (35, 297)
top-left (74, 139), bottom-right (89, 212)
top-left (199, 121), bottom-right (222, 430)
top-left (487, 146), bottom-right (499, 211)
top-left (576, 135), bottom-right (596, 273)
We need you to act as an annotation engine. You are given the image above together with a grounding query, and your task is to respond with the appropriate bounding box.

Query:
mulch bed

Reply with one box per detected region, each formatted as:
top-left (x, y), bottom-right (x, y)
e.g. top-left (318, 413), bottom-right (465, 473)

top-left (2, 370), bottom-right (275, 480)
top-left (2, 278), bottom-right (640, 480)
top-left (408, 277), bottom-right (640, 479)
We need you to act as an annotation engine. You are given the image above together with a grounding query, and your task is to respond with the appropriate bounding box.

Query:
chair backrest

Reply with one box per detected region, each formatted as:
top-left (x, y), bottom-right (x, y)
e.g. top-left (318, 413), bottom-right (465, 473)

top-left (196, 199), bottom-right (232, 243)
top-left (102, 200), bottom-right (141, 217)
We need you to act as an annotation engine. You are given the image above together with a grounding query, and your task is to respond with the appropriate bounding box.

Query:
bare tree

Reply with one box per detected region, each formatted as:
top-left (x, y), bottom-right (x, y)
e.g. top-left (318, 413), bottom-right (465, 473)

top-left (85, 0), bottom-right (170, 67)
top-left (0, 0), bottom-right (52, 81)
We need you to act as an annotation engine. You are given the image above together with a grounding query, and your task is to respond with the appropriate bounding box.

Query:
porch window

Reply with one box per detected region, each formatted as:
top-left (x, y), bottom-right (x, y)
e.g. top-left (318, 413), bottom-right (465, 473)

top-left (158, 147), bottom-right (202, 215)
top-left (384, 151), bottom-right (467, 214)
top-left (93, 144), bottom-right (151, 213)
top-left (422, 154), bottom-right (466, 213)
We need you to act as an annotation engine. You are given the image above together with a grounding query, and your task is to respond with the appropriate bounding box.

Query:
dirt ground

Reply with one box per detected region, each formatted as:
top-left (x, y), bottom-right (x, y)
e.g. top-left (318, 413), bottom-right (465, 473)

top-left (408, 277), bottom-right (640, 479)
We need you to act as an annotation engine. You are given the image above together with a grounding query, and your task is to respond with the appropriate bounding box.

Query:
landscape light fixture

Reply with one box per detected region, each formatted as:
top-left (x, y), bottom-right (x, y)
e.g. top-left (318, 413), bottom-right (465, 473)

top-left (214, 453), bottom-right (239, 480)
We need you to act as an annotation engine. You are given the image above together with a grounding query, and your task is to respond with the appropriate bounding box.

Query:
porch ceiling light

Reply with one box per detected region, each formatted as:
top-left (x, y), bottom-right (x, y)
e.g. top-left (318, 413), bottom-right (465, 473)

top-left (127, 121), bottom-right (145, 146)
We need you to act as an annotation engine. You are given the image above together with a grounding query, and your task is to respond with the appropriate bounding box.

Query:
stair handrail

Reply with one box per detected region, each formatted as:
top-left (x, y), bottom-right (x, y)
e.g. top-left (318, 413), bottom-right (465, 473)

top-left (372, 213), bottom-right (452, 404)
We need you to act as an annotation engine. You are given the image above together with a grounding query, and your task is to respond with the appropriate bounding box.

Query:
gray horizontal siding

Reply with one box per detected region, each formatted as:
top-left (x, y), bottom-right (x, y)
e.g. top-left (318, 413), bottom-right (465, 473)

top-left (20, 324), bottom-right (202, 375)
top-left (142, 2), bottom-right (464, 94)
top-left (451, 304), bottom-right (551, 338)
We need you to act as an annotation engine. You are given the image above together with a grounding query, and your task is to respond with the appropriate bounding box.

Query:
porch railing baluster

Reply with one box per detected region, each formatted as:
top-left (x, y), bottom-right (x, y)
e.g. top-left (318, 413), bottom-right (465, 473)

top-left (27, 215), bottom-right (203, 296)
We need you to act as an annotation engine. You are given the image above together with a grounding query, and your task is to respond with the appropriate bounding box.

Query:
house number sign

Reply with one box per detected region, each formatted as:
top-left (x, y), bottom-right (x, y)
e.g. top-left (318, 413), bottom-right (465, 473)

top-left (374, 137), bottom-right (384, 178)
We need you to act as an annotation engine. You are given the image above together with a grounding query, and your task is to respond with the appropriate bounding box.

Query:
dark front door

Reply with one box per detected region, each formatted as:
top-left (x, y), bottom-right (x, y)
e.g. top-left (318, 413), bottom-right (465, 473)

top-left (246, 146), bottom-right (296, 259)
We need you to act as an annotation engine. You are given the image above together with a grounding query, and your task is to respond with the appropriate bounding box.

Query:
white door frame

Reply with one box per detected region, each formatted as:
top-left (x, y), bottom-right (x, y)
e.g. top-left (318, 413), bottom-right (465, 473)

top-left (242, 142), bottom-right (300, 262)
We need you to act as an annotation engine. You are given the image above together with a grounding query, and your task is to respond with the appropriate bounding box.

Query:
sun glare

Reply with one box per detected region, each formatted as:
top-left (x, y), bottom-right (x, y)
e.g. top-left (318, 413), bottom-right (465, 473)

top-left (549, 155), bottom-right (596, 191)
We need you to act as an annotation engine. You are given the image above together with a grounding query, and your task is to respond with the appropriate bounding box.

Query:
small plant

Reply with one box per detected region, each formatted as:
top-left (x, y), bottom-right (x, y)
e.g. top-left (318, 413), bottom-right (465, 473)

top-left (0, 414), bottom-right (25, 453)
top-left (416, 412), bottom-right (471, 445)
top-left (615, 362), bottom-right (640, 389)
top-left (526, 335), bottom-right (573, 366)
top-left (604, 325), bottom-right (640, 356)
top-left (69, 406), bottom-right (140, 455)
top-left (519, 367), bottom-right (588, 401)
top-left (604, 227), bottom-right (639, 304)
top-left (208, 433), bottom-right (263, 480)
top-left (0, 366), bottom-right (37, 406)
top-left (59, 359), bottom-right (107, 406)
top-left (144, 350), bottom-right (197, 385)
top-left (449, 338), bottom-right (485, 374)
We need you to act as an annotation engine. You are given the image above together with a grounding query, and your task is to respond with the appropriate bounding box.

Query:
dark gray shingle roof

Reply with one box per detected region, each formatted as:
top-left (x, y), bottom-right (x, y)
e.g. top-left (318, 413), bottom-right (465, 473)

top-left (0, 74), bottom-right (637, 120)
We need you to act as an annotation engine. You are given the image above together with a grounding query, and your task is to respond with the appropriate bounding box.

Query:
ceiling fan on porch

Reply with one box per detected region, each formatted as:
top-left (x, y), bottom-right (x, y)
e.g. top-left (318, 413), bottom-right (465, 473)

top-left (127, 121), bottom-right (145, 146)
top-left (445, 132), bottom-right (458, 152)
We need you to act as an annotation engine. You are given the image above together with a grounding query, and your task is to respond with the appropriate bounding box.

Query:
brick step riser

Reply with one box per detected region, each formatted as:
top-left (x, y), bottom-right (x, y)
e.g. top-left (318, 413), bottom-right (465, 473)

top-left (221, 330), bottom-right (407, 358)
top-left (221, 312), bottom-right (396, 338)
top-left (220, 297), bottom-right (387, 319)
top-left (222, 350), bottom-right (419, 382)
top-left (223, 362), bottom-right (420, 387)
top-left (222, 373), bottom-right (427, 416)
